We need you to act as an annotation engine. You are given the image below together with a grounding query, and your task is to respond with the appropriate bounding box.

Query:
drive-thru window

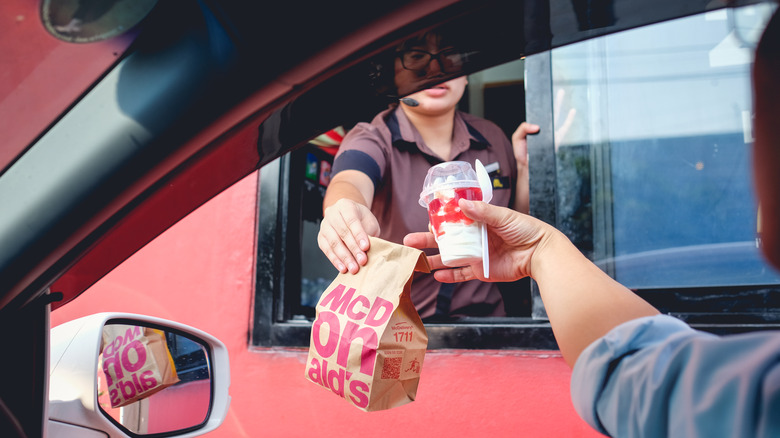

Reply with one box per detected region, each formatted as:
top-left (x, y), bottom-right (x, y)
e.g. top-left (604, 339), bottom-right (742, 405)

top-left (252, 3), bottom-right (780, 349)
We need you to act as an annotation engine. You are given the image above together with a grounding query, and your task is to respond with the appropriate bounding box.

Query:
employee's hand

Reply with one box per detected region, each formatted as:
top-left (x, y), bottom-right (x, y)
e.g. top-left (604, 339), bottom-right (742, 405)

top-left (318, 198), bottom-right (380, 274)
top-left (511, 122), bottom-right (540, 167)
top-left (404, 200), bottom-right (550, 283)
top-left (511, 122), bottom-right (539, 214)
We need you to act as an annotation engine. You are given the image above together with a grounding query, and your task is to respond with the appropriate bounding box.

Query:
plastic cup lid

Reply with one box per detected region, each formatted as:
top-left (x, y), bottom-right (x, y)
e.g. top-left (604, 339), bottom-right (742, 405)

top-left (419, 161), bottom-right (479, 208)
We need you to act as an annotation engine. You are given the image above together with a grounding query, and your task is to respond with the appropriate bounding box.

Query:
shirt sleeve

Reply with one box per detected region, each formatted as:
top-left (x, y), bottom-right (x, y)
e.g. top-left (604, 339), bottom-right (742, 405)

top-left (331, 122), bottom-right (389, 189)
top-left (571, 314), bottom-right (780, 438)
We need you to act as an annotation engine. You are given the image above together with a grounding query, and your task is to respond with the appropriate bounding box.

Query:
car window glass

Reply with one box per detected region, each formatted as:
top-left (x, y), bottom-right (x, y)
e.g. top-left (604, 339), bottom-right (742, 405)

top-left (550, 2), bottom-right (780, 288)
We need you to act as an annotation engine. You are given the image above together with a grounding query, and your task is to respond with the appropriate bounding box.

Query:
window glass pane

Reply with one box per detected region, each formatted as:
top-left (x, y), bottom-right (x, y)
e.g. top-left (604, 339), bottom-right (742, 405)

top-left (551, 3), bottom-right (780, 288)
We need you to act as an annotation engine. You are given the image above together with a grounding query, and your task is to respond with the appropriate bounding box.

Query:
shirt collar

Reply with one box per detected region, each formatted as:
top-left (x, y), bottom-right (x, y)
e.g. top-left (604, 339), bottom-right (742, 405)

top-left (386, 106), bottom-right (490, 158)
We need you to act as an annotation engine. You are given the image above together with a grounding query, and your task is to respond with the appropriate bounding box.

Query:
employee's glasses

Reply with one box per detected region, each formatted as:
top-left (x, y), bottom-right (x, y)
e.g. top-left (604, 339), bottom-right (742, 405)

top-left (397, 48), bottom-right (463, 73)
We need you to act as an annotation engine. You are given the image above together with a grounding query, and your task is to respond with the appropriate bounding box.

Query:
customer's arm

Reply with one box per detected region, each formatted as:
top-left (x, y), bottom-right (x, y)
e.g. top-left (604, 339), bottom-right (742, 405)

top-left (404, 200), bottom-right (659, 367)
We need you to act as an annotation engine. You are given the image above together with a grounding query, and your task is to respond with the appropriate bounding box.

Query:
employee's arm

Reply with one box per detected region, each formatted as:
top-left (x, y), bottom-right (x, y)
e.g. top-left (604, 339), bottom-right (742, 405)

top-left (318, 170), bottom-right (380, 274)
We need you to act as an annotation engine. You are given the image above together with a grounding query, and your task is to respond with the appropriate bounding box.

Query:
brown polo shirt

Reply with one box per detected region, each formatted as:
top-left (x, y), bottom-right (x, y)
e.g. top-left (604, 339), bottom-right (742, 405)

top-left (332, 105), bottom-right (517, 319)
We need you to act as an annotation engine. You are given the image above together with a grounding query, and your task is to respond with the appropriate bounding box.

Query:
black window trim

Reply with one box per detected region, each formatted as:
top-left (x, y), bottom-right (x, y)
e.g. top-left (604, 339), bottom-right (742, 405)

top-left (250, 154), bottom-right (559, 350)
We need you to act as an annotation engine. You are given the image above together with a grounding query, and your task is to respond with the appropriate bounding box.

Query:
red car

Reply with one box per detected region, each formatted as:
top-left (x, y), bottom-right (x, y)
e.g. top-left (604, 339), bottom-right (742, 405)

top-left (1, 0), bottom-right (777, 436)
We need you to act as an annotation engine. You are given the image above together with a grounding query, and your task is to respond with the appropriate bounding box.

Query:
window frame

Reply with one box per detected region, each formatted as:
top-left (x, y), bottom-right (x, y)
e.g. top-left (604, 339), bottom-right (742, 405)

top-left (251, 4), bottom-right (780, 350)
top-left (251, 155), bottom-right (559, 349)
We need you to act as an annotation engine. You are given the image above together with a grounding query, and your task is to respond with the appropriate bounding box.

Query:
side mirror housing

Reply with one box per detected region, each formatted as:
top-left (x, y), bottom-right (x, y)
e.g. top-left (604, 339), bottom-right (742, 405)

top-left (49, 313), bottom-right (230, 437)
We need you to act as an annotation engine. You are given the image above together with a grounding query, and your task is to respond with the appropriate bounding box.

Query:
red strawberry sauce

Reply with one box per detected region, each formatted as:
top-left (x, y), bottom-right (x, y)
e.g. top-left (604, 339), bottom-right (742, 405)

top-left (427, 187), bottom-right (483, 236)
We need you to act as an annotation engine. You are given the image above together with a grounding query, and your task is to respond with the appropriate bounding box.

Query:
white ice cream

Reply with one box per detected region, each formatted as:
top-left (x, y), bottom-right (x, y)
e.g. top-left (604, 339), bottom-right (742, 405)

top-left (436, 221), bottom-right (483, 266)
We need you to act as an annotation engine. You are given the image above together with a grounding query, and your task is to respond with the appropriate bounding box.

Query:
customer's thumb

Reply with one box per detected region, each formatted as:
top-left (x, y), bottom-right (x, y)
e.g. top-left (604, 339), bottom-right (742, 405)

top-left (459, 199), bottom-right (492, 223)
top-left (460, 199), bottom-right (518, 231)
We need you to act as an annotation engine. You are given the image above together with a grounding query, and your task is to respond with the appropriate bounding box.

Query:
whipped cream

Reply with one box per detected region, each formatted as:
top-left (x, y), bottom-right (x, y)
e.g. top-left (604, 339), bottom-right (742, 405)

top-left (436, 221), bottom-right (483, 266)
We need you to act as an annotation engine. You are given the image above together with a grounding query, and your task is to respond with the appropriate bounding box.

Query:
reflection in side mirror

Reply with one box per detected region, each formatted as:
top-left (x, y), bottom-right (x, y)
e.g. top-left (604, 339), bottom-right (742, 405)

top-left (98, 323), bottom-right (211, 435)
top-left (49, 313), bottom-right (230, 437)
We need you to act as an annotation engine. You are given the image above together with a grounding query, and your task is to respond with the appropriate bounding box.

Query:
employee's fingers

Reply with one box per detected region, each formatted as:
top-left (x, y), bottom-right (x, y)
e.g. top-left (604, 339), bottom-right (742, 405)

top-left (512, 121), bottom-right (540, 141)
top-left (319, 215), bottom-right (361, 274)
top-left (317, 225), bottom-right (352, 273)
top-left (320, 200), bottom-right (381, 274)
top-left (338, 216), bottom-right (367, 266)
top-left (353, 209), bottom-right (380, 252)
top-left (339, 202), bottom-right (381, 266)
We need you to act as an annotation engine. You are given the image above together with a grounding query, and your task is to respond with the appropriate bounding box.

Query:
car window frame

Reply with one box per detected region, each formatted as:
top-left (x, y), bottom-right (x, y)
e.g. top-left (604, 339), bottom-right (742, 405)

top-left (252, 156), bottom-right (559, 349)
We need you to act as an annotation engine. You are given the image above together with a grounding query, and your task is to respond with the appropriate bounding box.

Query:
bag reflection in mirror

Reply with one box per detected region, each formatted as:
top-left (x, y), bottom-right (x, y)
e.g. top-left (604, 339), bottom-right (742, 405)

top-left (49, 313), bottom-right (227, 437)
top-left (100, 324), bottom-right (180, 408)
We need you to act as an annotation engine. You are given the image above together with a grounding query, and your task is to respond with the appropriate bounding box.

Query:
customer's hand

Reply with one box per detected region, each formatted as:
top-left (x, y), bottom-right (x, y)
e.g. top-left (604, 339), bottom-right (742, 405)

top-left (318, 198), bottom-right (380, 274)
top-left (407, 199), bottom-right (659, 369)
top-left (404, 200), bottom-right (552, 283)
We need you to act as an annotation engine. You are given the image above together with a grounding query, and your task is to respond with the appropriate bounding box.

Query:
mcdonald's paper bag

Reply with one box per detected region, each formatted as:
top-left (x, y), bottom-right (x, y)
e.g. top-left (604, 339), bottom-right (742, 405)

top-left (305, 237), bottom-right (431, 411)
top-left (101, 324), bottom-right (180, 408)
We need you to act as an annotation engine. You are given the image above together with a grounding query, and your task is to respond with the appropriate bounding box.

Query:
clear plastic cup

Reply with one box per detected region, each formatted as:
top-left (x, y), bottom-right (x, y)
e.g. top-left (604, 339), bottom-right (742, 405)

top-left (419, 161), bottom-right (484, 266)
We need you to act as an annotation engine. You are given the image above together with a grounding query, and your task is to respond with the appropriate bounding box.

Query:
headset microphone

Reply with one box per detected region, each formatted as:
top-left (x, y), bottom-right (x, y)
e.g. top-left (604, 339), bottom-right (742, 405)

top-left (400, 97), bottom-right (419, 107)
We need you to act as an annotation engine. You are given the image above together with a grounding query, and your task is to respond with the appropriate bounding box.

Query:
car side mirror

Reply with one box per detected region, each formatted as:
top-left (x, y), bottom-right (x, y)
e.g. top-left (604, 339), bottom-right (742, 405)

top-left (49, 313), bottom-right (230, 437)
